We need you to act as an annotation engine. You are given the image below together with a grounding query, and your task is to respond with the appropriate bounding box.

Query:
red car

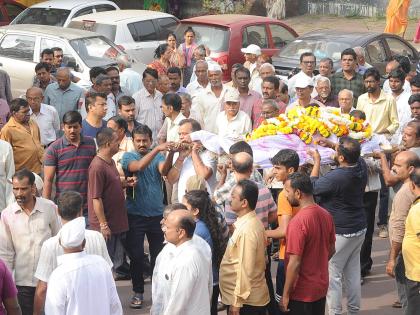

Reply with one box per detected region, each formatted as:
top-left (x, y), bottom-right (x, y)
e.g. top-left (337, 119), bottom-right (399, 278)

top-left (178, 14), bottom-right (298, 81)
top-left (0, 0), bottom-right (26, 26)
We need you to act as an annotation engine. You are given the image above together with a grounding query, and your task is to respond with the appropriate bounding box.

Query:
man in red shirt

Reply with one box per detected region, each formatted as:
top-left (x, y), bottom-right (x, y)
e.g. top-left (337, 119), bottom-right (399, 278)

top-left (280, 172), bottom-right (336, 315)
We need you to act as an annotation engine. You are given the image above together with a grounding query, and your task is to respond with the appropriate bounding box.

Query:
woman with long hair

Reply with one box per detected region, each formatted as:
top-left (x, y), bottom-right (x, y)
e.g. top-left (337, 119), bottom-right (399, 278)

top-left (167, 32), bottom-right (185, 68)
top-left (183, 190), bottom-right (228, 315)
top-left (148, 43), bottom-right (172, 76)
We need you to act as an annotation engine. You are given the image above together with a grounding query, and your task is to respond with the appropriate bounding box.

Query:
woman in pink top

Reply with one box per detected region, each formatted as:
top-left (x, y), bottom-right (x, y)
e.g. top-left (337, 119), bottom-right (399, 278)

top-left (0, 258), bottom-right (21, 315)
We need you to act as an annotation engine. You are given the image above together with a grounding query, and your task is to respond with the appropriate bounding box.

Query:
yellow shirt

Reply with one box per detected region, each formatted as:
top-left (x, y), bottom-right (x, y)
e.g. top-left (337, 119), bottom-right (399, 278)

top-left (219, 211), bottom-right (269, 308)
top-left (356, 90), bottom-right (399, 135)
top-left (402, 201), bottom-right (420, 282)
top-left (0, 116), bottom-right (43, 174)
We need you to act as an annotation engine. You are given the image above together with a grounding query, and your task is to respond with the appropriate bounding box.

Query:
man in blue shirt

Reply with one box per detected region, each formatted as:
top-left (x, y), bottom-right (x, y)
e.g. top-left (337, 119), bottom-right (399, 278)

top-left (81, 92), bottom-right (108, 138)
top-left (121, 124), bottom-right (173, 309)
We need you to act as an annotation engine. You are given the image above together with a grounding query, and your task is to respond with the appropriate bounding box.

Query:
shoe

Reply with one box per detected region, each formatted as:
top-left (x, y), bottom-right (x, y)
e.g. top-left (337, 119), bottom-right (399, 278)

top-left (130, 293), bottom-right (143, 309)
top-left (378, 225), bottom-right (388, 238)
top-left (217, 302), bottom-right (227, 311)
top-left (392, 301), bottom-right (402, 308)
top-left (114, 273), bottom-right (131, 281)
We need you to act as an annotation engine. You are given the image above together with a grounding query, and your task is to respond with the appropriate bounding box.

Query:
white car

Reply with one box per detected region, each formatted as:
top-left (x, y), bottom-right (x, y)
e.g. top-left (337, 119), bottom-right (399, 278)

top-left (68, 10), bottom-right (179, 65)
top-left (0, 24), bottom-right (146, 97)
top-left (11, 0), bottom-right (119, 27)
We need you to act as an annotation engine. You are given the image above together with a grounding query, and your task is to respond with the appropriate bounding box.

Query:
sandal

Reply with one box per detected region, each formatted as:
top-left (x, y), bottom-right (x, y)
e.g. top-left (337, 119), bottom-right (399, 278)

top-left (130, 293), bottom-right (143, 309)
top-left (392, 301), bottom-right (402, 308)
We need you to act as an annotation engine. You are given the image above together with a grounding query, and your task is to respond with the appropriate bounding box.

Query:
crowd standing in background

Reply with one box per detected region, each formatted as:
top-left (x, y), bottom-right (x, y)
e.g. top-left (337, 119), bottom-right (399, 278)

top-left (0, 24), bottom-right (420, 315)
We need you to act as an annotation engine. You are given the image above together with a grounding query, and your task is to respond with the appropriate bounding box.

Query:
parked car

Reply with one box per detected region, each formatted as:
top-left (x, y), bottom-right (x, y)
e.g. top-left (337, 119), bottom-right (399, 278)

top-left (0, 24), bottom-right (145, 97)
top-left (178, 14), bottom-right (298, 81)
top-left (272, 30), bottom-right (420, 79)
top-left (11, 0), bottom-right (119, 27)
top-left (0, 0), bottom-right (26, 26)
top-left (68, 10), bottom-right (179, 65)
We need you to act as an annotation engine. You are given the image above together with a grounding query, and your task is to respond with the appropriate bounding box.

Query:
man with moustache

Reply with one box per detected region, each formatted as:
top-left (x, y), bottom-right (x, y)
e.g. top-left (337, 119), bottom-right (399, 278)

top-left (235, 67), bottom-right (261, 118)
top-left (117, 96), bottom-right (141, 136)
top-left (168, 67), bottom-right (187, 94)
top-left (251, 63), bottom-right (275, 95)
top-left (106, 66), bottom-right (130, 103)
top-left (82, 92), bottom-right (108, 138)
top-left (186, 60), bottom-right (209, 102)
top-left (288, 52), bottom-right (317, 99)
top-left (0, 169), bottom-right (60, 315)
top-left (314, 76), bottom-right (339, 107)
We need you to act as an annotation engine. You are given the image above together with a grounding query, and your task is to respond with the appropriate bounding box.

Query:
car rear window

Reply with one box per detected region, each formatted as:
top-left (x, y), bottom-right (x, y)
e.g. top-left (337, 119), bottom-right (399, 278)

top-left (11, 8), bottom-right (70, 27)
top-left (280, 39), bottom-right (350, 62)
top-left (177, 23), bottom-right (229, 53)
top-left (68, 21), bottom-right (117, 42)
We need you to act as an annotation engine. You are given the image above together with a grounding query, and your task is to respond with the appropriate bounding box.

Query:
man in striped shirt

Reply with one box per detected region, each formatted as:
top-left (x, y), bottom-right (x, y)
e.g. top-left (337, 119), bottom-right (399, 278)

top-left (43, 111), bottom-right (96, 217)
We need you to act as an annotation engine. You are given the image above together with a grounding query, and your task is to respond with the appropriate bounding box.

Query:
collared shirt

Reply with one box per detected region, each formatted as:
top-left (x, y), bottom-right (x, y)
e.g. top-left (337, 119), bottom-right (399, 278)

top-left (383, 79), bottom-right (411, 95)
top-left (151, 237), bottom-right (212, 315)
top-left (112, 135), bottom-right (135, 177)
top-left (120, 68), bottom-right (142, 96)
top-left (0, 99), bottom-right (10, 130)
top-left (0, 197), bottom-right (61, 286)
top-left (112, 86), bottom-right (130, 104)
top-left (32, 75), bottom-right (56, 91)
top-left (390, 91), bottom-right (412, 145)
top-left (331, 71), bottom-right (365, 104)
top-left (288, 71), bottom-right (318, 99)
top-left (35, 229), bottom-right (112, 283)
top-left (133, 88), bottom-right (163, 145)
top-left (192, 84), bottom-right (229, 133)
top-left (30, 103), bottom-right (60, 146)
top-left (0, 70), bottom-right (12, 104)
top-left (389, 182), bottom-right (415, 244)
top-left (0, 140), bottom-right (14, 210)
top-left (402, 201), bottom-right (420, 282)
top-left (314, 93), bottom-right (339, 107)
top-left (215, 110), bottom-right (252, 140)
top-left (44, 136), bottom-right (96, 209)
top-left (165, 112), bottom-right (186, 142)
top-left (186, 80), bottom-right (209, 102)
top-left (0, 116), bottom-right (44, 174)
top-left (45, 252), bottom-right (122, 315)
top-left (220, 211), bottom-right (269, 307)
top-left (356, 90), bottom-right (399, 134)
top-left (239, 89), bottom-right (261, 118)
top-left (43, 82), bottom-right (84, 123)
top-left (175, 86), bottom-right (187, 94)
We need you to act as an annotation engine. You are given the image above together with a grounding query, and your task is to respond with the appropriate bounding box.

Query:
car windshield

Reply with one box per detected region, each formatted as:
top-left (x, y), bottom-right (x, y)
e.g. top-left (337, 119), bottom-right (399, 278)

top-left (279, 39), bottom-right (351, 62)
top-left (68, 21), bottom-right (117, 42)
top-left (12, 8), bottom-right (70, 27)
top-left (177, 24), bottom-right (229, 52)
top-left (69, 36), bottom-right (124, 68)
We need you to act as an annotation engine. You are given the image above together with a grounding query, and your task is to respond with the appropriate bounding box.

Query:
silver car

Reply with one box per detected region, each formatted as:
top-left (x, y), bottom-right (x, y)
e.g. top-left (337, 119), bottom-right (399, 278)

top-left (0, 24), bottom-right (145, 97)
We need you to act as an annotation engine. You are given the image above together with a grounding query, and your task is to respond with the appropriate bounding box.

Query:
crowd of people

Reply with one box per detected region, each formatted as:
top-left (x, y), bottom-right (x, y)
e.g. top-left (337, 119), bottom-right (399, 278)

top-left (0, 25), bottom-right (420, 315)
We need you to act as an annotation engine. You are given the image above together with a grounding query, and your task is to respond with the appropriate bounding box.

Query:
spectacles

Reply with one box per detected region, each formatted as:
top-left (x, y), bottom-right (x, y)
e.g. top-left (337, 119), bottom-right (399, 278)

top-left (261, 110), bottom-right (277, 117)
top-left (302, 61), bottom-right (315, 65)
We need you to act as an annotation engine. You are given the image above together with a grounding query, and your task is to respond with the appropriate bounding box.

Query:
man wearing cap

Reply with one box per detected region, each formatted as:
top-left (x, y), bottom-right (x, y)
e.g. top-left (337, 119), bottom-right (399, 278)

top-left (241, 44), bottom-right (261, 84)
top-left (45, 216), bottom-right (122, 315)
top-left (193, 62), bottom-right (229, 133)
top-left (288, 52), bottom-right (317, 100)
top-left (287, 76), bottom-right (324, 110)
top-left (216, 88), bottom-right (251, 141)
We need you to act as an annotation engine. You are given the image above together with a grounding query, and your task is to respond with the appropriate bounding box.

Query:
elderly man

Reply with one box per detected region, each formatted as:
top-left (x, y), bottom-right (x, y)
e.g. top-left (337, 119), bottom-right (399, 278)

top-left (288, 76), bottom-right (324, 110)
top-left (193, 62), bottom-right (228, 133)
top-left (117, 55), bottom-right (142, 96)
top-left (288, 52), bottom-right (317, 99)
top-left (251, 63), bottom-right (275, 94)
top-left (235, 67), bottom-right (261, 118)
top-left (27, 87), bottom-right (60, 148)
top-left (43, 67), bottom-right (84, 124)
top-left (157, 74), bottom-right (171, 95)
top-left (318, 58), bottom-right (334, 77)
top-left (241, 44), bottom-right (261, 82)
top-left (353, 46), bottom-right (372, 74)
top-left (186, 60), bottom-right (209, 102)
top-left (314, 76), bottom-right (339, 107)
top-left (338, 89), bottom-right (354, 114)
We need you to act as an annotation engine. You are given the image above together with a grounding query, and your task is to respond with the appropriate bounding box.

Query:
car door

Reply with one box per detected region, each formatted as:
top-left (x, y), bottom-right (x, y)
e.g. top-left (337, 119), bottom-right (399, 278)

top-left (155, 17), bottom-right (179, 44)
top-left (383, 36), bottom-right (419, 71)
top-left (242, 24), bottom-right (273, 57)
top-left (364, 38), bottom-right (388, 74)
top-left (0, 32), bottom-right (37, 97)
top-left (267, 23), bottom-right (297, 51)
top-left (126, 19), bottom-right (159, 65)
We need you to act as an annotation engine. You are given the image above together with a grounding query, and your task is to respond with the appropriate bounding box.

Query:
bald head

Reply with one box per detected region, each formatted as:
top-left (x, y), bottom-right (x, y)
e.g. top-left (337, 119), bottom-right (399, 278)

top-left (56, 67), bottom-right (72, 90)
top-left (393, 150), bottom-right (420, 181)
top-left (232, 152), bottom-right (253, 174)
top-left (26, 86), bottom-right (43, 97)
top-left (165, 210), bottom-right (196, 244)
top-left (396, 150), bottom-right (419, 166)
top-left (26, 86), bottom-right (43, 112)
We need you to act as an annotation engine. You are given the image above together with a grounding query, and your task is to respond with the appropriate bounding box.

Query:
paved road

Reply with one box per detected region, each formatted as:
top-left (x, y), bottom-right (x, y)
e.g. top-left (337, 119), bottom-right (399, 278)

top-left (116, 233), bottom-right (403, 314)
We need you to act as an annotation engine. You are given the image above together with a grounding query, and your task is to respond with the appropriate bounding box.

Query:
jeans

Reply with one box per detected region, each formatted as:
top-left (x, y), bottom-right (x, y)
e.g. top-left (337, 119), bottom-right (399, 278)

top-left (360, 191), bottom-right (378, 276)
top-left (106, 232), bottom-right (126, 271)
top-left (17, 285), bottom-right (36, 315)
top-left (405, 278), bottom-right (420, 315)
top-left (378, 173), bottom-right (389, 226)
top-left (395, 254), bottom-right (408, 311)
top-left (126, 214), bottom-right (164, 294)
top-left (327, 232), bottom-right (365, 315)
top-left (289, 297), bottom-right (326, 315)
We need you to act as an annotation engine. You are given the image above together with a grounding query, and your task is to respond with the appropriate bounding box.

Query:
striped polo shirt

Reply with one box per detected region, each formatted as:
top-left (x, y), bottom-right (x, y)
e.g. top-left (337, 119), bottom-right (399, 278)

top-left (224, 181), bottom-right (277, 229)
top-left (44, 135), bottom-right (96, 209)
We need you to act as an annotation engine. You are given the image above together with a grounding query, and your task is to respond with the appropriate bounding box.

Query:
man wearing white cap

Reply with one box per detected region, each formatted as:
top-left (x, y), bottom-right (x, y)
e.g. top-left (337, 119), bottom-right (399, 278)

top-left (287, 76), bottom-right (324, 110)
top-left (216, 88), bottom-right (252, 141)
top-left (45, 215), bottom-right (122, 315)
top-left (192, 61), bottom-right (229, 133)
top-left (288, 52), bottom-right (318, 100)
top-left (241, 44), bottom-right (261, 83)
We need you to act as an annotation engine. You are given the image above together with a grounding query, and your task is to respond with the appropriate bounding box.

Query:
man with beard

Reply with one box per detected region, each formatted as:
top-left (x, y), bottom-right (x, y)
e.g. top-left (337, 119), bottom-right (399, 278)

top-left (168, 67), bottom-right (187, 94)
top-left (106, 66), bottom-right (130, 103)
top-left (117, 96), bottom-right (141, 136)
top-left (314, 76), bottom-right (339, 107)
top-left (235, 67), bottom-right (261, 118)
top-left (0, 169), bottom-right (60, 315)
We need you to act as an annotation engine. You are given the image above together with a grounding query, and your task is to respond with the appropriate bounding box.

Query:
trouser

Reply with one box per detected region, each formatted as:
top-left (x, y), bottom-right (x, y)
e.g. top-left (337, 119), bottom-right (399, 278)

top-left (106, 232), bottom-right (126, 271)
top-left (266, 247), bottom-right (280, 315)
top-left (327, 232), bottom-right (365, 315)
top-left (211, 285), bottom-right (220, 315)
top-left (275, 259), bottom-right (286, 303)
top-left (126, 214), bottom-right (164, 294)
top-left (405, 278), bottom-right (420, 315)
top-left (289, 297), bottom-right (326, 315)
top-left (17, 285), bottom-right (36, 315)
top-left (360, 191), bottom-right (378, 276)
top-left (395, 253), bottom-right (408, 311)
top-left (226, 304), bottom-right (267, 315)
top-left (378, 173), bottom-right (389, 226)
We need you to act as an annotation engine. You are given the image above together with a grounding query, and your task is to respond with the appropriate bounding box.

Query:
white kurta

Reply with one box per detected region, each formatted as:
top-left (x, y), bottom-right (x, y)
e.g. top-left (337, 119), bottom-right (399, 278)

top-left (45, 252), bottom-right (122, 315)
top-left (215, 110), bottom-right (252, 140)
top-left (151, 237), bottom-right (212, 315)
top-left (0, 140), bottom-right (14, 210)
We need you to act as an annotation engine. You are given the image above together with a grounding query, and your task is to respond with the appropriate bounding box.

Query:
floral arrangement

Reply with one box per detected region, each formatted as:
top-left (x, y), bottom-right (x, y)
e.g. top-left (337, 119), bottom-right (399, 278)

top-left (247, 106), bottom-right (372, 144)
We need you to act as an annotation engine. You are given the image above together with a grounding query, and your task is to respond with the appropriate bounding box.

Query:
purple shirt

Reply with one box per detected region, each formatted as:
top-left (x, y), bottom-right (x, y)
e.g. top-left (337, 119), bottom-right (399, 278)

top-left (0, 99), bottom-right (10, 130)
top-left (0, 259), bottom-right (18, 315)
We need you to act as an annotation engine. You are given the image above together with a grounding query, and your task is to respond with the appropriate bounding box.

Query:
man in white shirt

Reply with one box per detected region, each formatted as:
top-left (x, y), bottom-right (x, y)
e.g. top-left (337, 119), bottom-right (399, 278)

top-left (288, 52), bottom-right (317, 99)
top-left (0, 169), bottom-right (60, 315)
top-left (133, 68), bottom-right (163, 145)
top-left (193, 62), bottom-right (228, 133)
top-left (0, 139), bottom-right (14, 210)
top-left (117, 55), bottom-right (142, 96)
top-left (161, 93), bottom-right (186, 143)
top-left (338, 89), bottom-right (354, 114)
top-left (251, 63), bottom-right (275, 95)
top-left (216, 88), bottom-right (251, 141)
top-left (152, 209), bottom-right (212, 315)
top-left (186, 60), bottom-right (209, 102)
top-left (33, 191), bottom-right (112, 315)
top-left (165, 118), bottom-right (217, 202)
top-left (383, 57), bottom-right (412, 95)
top-left (45, 215), bottom-right (122, 315)
top-left (241, 44), bottom-right (261, 84)
top-left (27, 87), bottom-right (60, 147)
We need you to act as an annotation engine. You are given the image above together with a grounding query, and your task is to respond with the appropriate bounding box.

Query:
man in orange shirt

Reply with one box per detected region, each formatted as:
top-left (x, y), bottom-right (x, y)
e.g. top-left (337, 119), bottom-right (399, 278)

top-left (265, 149), bottom-right (300, 304)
